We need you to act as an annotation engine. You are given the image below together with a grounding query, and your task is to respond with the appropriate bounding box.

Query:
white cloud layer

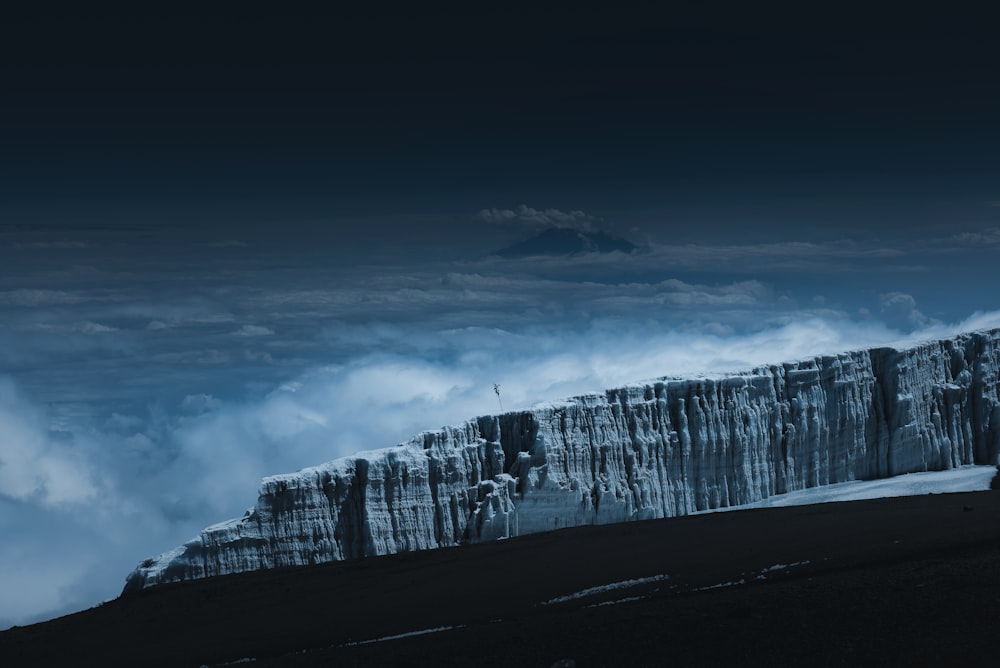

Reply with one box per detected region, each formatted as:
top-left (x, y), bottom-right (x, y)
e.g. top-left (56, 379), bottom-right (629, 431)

top-left (2, 222), bottom-right (1000, 628)
top-left (5, 307), bottom-right (1000, 627)
top-left (0, 379), bottom-right (98, 507)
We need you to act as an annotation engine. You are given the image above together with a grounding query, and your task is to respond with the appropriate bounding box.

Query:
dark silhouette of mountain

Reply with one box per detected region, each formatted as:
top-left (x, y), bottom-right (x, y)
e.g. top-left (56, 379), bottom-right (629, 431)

top-left (3, 490), bottom-right (999, 667)
top-left (492, 227), bottom-right (638, 258)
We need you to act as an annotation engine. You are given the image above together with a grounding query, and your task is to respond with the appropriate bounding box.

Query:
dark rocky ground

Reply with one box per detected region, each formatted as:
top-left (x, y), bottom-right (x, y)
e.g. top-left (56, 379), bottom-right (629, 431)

top-left (3, 489), bottom-right (1000, 667)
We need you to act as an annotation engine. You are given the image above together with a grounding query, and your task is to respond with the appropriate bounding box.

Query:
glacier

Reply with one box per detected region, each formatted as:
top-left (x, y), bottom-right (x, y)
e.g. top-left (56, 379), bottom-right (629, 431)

top-left (124, 329), bottom-right (1000, 592)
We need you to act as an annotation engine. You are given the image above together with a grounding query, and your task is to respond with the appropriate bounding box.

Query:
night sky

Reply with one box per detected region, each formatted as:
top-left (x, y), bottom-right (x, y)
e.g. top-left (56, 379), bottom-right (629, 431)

top-left (2, 8), bottom-right (1000, 626)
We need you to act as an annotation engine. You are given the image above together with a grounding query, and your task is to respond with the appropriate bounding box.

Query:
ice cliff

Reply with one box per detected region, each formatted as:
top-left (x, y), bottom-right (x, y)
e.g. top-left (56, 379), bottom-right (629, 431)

top-left (124, 329), bottom-right (1000, 592)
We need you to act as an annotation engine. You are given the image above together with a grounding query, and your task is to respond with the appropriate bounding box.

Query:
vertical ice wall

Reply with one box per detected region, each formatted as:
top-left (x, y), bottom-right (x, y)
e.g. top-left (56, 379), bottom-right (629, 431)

top-left (125, 329), bottom-right (1000, 591)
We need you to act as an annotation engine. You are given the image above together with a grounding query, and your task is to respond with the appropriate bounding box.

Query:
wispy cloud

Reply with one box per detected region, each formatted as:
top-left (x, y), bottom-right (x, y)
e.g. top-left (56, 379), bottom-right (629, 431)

top-left (193, 240), bottom-right (247, 248)
top-left (21, 321), bottom-right (120, 335)
top-left (951, 227), bottom-right (1000, 245)
top-left (232, 324), bottom-right (274, 337)
top-left (10, 241), bottom-right (95, 250)
top-left (643, 240), bottom-right (909, 272)
top-left (0, 289), bottom-right (126, 307)
top-left (478, 205), bottom-right (601, 232)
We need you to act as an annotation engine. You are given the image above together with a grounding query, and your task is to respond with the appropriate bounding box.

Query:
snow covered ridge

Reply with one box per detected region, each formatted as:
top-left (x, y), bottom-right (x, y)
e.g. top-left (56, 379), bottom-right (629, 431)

top-left (124, 329), bottom-right (1000, 592)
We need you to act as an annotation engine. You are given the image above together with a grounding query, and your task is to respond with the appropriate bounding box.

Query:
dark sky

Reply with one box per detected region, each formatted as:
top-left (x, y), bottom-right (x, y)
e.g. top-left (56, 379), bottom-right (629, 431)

top-left (2, 9), bottom-right (998, 242)
top-left (3, 8), bottom-right (1000, 628)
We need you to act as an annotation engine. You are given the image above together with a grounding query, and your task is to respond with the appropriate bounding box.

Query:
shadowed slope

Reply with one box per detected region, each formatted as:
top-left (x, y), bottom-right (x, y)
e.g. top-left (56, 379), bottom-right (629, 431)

top-left (4, 490), bottom-right (1000, 667)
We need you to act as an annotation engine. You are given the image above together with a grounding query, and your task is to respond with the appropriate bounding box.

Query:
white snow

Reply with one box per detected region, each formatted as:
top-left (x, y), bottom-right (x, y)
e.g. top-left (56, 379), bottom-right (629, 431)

top-left (342, 625), bottom-right (463, 647)
top-left (587, 595), bottom-right (645, 608)
top-left (762, 561), bottom-right (810, 573)
top-left (695, 465), bottom-right (995, 515)
top-left (694, 579), bottom-right (746, 591)
top-left (697, 560), bottom-right (812, 590)
top-left (199, 658), bottom-right (255, 667)
top-left (542, 574), bottom-right (669, 605)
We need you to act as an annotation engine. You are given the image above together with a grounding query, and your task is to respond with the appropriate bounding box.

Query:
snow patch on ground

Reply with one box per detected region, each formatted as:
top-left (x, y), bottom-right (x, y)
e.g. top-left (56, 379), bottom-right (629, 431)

top-left (694, 579), bottom-right (746, 592)
top-left (697, 560), bottom-right (813, 591)
top-left (200, 658), bottom-right (255, 667)
top-left (342, 625), bottom-right (463, 647)
top-left (542, 574), bottom-right (669, 606)
top-left (763, 561), bottom-right (810, 573)
top-left (697, 465), bottom-right (996, 515)
top-left (586, 595), bottom-right (645, 608)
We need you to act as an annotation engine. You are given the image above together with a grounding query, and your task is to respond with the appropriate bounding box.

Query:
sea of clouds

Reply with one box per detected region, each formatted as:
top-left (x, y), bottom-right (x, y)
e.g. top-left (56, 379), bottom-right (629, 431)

top-left (2, 217), bottom-right (999, 627)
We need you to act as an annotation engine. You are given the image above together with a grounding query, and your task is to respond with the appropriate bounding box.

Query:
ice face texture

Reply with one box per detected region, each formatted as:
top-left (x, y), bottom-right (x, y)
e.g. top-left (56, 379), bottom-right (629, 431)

top-left (124, 330), bottom-right (1000, 592)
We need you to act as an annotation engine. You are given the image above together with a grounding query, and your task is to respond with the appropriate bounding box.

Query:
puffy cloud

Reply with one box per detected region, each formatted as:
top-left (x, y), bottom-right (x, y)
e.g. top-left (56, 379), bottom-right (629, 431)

top-left (104, 413), bottom-right (144, 431)
top-left (0, 378), bottom-right (98, 507)
top-left (122, 433), bottom-right (157, 453)
top-left (905, 309), bottom-right (1000, 341)
top-left (179, 394), bottom-right (222, 413)
top-left (879, 291), bottom-right (933, 331)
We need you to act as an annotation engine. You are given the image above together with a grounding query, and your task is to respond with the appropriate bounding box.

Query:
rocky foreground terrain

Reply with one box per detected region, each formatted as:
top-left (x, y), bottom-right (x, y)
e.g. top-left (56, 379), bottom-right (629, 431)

top-left (3, 486), bottom-right (999, 667)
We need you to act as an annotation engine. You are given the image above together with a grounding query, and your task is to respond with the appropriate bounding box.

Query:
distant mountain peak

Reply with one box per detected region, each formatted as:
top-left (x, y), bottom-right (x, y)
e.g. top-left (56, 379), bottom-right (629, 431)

top-left (491, 227), bottom-right (638, 259)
